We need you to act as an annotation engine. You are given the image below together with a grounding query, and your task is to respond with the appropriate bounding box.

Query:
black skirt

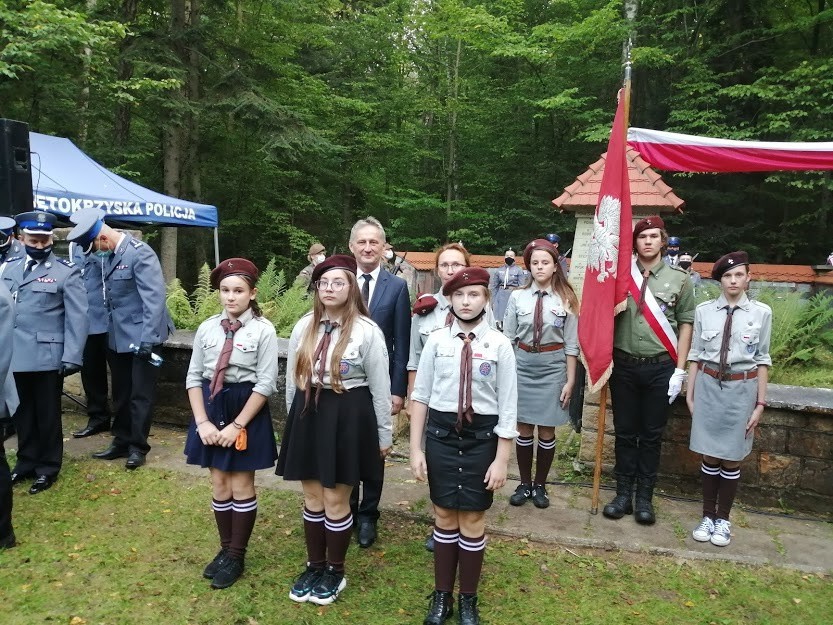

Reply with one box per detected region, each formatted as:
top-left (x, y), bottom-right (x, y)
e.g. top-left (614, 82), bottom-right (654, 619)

top-left (425, 409), bottom-right (499, 512)
top-left (276, 386), bottom-right (382, 489)
top-left (184, 381), bottom-right (278, 472)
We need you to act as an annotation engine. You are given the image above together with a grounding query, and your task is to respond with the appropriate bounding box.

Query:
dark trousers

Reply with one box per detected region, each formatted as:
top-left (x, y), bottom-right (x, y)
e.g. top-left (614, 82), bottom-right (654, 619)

top-left (12, 371), bottom-right (63, 477)
top-left (107, 349), bottom-right (160, 455)
top-left (608, 357), bottom-right (674, 483)
top-left (81, 333), bottom-right (111, 429)
top-left (0, 437), bottom-right (13, 541)
top-left (350, 455), bottom-right (384, 523)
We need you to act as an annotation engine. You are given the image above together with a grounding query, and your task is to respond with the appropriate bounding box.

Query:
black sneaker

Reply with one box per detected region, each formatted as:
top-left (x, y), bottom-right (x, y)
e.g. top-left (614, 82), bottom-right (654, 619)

top-left (531, 484), bottom-right (550, 509)
top-left (308, 565), bottom-right (346, 605)
top-left (509, 483), bottom-right (532, 506)
top-left (210, 555), bottom-right (244, 589)
top-left (202, 548), bottom-right (228, 579)
top-left (289, 564), bottom-right (324, 603)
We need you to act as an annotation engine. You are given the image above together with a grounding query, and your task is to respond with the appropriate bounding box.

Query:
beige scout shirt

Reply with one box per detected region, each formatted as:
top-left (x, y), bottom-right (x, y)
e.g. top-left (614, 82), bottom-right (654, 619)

top-left (688, 293), bottom-right (772, 370)
top-left (285, 312), bottom-right (393, 449)
top-left (502, 287), bottom-right (579, 356)
top-left (186, 308), bottom-right (279, 398)
top-left (614, 260), bottom-right (696, 357)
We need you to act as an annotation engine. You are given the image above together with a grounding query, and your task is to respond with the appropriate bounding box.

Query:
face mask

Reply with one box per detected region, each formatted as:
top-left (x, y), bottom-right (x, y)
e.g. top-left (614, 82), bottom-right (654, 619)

top-left (384, 250), bottom-right (394, 260)
top-left (0, 235), bottom-right (10, 255)
top-left (679, 261), bottom-right (692, 270)
top-left (25, 244), bottom-right (52, 260)
top-left (505, 257), bottom-right (515, 266)
top-left (314, 254), bottom-right (326, 264)
top-left (94, 249), bottom-right (112, 258)
top-left (667, 249), bottom-right (679, 257)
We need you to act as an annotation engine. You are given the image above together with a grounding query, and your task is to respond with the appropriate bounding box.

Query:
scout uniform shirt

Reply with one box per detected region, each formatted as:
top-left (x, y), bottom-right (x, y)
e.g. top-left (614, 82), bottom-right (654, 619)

top-left (411, 319), bottom-right (519, 440)
top-left (285, 313), bottom-right (393, 449)
top-left (688, 293), bottom-right (773, 371)
top-left (502, 287), bottom-right (579, 356)
top-left (186, 308), bottom-right (280, 397)
top-left (614, 261), bottom-right (696, 357)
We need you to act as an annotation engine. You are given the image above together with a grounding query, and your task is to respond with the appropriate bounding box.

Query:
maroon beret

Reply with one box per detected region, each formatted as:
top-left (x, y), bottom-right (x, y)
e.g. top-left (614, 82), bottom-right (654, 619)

top-left (310, 254), bottom-right (358, 285)
top-left (711, 251), bottom-right (750, 280)
top-left (412, 293), bottom-right (439, 316)
top-left (442, 267), bottom-right (490, 296)
top-left (523, 238), bottom-right (559, 268)
top-left (210, 258), bottom-right (259, 289)
top-left (633, 215), bottom-right (666, 244)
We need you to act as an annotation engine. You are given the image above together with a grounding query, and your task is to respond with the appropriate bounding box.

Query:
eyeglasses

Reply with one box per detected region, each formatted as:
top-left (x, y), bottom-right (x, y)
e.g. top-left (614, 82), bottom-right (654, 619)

top-left (314, 280), bottom-right (348, 292)
top-left (438, 263), bottom-right (465, 271)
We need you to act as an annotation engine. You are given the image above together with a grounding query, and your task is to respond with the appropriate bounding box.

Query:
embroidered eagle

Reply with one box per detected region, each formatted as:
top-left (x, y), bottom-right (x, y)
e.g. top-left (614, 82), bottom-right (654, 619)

top-left (587, 195), bottom-right (621, 282)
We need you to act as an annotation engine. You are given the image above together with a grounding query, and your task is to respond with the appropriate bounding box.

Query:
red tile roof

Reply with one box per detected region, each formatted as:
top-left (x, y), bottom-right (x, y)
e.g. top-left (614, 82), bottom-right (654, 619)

top-left (397, 252), bottom-right (528, 271)
top-left (552, 149), bottom-right (685, 211)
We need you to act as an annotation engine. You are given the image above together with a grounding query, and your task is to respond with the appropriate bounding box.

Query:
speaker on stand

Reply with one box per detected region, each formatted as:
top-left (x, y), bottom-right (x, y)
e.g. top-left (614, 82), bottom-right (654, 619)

top-left (0, 118), bottom-right (34, 217)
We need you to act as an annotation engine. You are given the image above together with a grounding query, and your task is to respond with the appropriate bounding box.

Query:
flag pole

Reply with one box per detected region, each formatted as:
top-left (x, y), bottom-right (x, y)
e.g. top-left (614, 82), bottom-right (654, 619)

top-left (590, 48), bottom-right (633, 515)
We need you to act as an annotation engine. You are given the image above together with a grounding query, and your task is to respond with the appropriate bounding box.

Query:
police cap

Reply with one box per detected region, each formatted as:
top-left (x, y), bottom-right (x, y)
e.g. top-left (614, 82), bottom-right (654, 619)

top-left (0, 216), bottom-right (15, 236)
top-left (15, 210), bottom-right (56, 235)
top-left (66, 207), bottom-right (106, 247)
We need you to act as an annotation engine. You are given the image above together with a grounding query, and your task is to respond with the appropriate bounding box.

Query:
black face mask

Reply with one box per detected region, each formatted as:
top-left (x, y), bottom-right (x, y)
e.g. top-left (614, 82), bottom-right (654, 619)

top-left (679, 261), bottom-right (692, 270)
top-left (505, 257), bottom-right (515, 266)
top-left (25, 244), bottom-right (53, 261)
top-left (0, 236), bottom-right (10, 255)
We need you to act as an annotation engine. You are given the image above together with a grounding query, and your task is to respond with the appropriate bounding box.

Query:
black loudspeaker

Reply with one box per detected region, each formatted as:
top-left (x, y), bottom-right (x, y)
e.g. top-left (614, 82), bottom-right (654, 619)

top-left (0, 118), bottom-right (33, 217)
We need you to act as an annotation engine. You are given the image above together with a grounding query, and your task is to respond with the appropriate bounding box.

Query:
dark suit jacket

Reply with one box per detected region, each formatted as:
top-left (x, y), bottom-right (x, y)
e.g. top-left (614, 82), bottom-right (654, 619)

top-left (367, 268), bottom-right (411, 398)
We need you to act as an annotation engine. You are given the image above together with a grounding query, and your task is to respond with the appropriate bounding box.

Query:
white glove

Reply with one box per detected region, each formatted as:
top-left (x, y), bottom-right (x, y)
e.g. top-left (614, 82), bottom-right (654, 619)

top-left (667, 368), bottom-right (687, 404)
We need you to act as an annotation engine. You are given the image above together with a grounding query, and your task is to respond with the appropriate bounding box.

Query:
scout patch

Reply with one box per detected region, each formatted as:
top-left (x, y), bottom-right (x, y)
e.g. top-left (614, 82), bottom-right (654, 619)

top-left (479, 362), bottom-right (492, 376)
top-left (339, 361), bottom-right (350, 375)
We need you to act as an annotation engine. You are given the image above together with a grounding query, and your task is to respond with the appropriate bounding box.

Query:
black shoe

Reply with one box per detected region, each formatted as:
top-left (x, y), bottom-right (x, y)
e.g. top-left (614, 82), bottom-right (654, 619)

top-left (634, 481), bottom-right (656, 525)
top-left (423, 590), bottom-right (454, 625)
top-left (202, 548), bottom-right (229, 579)
top-left (73, 424), bottom-right (110, 438)
top-left (1, 422), bottom-right (15, 441)
top-left (210, 555), bottom-right (244, 589)
top-left (602, 478), bottom-right (634, 520)
top-left (92, 445), bottom-right (129, 460)
top-left (509, 483), bottom-right (532, 506)
top-left (531, 484), bottom-right (550, 509)
top-left (424, 533), bottom-right (435, 552)
top-left (28, 475), bottom-right (55, 495)
top-left (458, 593), bottom-right (480, 625)
top-left (10, 471), bottom-right (33, 486)
top-left (0, 533), bottom-right (16, 549)
top-left (125, 452), bottom-right (146, 470)
top-left (358, 521), bottom-right (377, 548)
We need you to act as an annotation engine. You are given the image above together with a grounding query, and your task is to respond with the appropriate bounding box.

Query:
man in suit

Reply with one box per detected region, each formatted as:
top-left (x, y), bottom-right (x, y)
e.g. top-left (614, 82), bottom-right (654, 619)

top-left (1, 280), bottom-right (19, 546)
top-left (67, 208), bottom-right (173, 470)
top-left (3, 211), bottom-right (88, 495)
top-left (349, 216), bottom-right (410, 547)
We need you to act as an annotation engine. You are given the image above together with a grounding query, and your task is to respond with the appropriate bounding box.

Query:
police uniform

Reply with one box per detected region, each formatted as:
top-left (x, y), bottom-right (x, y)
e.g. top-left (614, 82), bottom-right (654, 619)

top-left (489, 259), bottom-right (525, 325)
top-left (0, 216), bottom-right (22, 270)
top-left (0, 281), bottom-right (18, 546)
top-left (3, 211), bottom-right (88, 490)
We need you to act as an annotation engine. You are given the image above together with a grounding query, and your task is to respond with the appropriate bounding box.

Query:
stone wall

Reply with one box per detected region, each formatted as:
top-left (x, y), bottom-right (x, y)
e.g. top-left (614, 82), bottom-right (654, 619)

top-left (579, 385), bottom-right (833, 514)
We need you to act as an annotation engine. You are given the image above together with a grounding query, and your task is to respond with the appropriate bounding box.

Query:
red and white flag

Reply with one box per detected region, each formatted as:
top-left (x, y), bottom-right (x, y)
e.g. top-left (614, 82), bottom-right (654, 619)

top-left (578, 92), bottom-right (633, 392)
top-left (627, 128), bottom-right (833, 172)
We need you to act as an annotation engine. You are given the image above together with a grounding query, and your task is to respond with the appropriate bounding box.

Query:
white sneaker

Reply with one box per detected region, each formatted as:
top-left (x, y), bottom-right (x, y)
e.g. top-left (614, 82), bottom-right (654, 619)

top-left (692, 516), bottom-right (715, 542)
top-left (710, 518), bottom-right (732, 546)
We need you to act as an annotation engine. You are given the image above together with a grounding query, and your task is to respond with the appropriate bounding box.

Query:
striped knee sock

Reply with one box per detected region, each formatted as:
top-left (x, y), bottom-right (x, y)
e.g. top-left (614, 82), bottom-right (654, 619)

top-left (432, 526), bottom-right (460, 592)
top-left (228, 496), bottom-right (258, 559)
top-left (515, 435), bottom-right (534, 485)
top-left (717, 466), bottom-right (741, 520)
top-left (458, 533), bottom-right (486, 595)
top-left (700, 461), bottom-right (721, 519)
top-left (212, 498), bottom-right (233, 549)
top-left (534, 437), bottom-right (557, 486)
top-left (324, 513), bottom-right (353, 574)
top-left (303, 507), bottom-right (326, 569)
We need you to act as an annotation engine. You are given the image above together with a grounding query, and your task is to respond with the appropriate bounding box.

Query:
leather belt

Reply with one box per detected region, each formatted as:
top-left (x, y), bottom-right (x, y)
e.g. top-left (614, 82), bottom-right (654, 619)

top-left (699, 363), bottom-right (758, 382)
top-left (517, 341), bottom-right (564, 353)
top-left (613, 348), bottom-right (673, 365)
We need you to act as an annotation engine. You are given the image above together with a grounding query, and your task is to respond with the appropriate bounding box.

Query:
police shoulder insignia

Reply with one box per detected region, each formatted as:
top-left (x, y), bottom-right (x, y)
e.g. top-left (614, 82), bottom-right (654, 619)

top-left (130, 239), bottom-right (144, 249)
top-left (57, 258), bottom-right (75, 267)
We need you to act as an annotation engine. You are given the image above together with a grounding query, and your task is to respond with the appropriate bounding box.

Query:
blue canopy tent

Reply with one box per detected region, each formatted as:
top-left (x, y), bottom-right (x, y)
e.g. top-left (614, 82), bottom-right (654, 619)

top-left (29, 131), bottom-right (220, 263)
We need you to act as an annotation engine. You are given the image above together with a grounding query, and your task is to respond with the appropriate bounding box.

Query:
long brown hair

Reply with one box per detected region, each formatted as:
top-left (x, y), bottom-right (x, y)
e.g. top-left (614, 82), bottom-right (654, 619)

top-left (523, 251), bottom-right (579, 314)
top-left (293, 271), bottom-right (369, 393)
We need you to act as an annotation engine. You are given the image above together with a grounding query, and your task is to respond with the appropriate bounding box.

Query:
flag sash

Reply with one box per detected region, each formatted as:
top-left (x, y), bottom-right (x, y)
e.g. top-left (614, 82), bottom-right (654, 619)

top-left (628, 259), bottom-right (678, 362)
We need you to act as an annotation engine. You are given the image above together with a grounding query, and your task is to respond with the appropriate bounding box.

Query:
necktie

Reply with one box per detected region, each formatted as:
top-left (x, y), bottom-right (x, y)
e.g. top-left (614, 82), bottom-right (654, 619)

top-left (208, 318), bottom-right (243, 401)
top-left (532, 290), bottom-right (546, 347)
top-left (717, 306), bottom-right (737, 388)
top-left (456, 332), bottom-right (475, 433)
top-left (444, 310), bottom-right (453, 327)
top-left (637, 267), bottom-right (650, 311)
top-left (361, 274), bottom-right (371, 305)
top-left (24, 259), bottom-right (37, 276)
top-left (305, 320), bottom-right (339, 411)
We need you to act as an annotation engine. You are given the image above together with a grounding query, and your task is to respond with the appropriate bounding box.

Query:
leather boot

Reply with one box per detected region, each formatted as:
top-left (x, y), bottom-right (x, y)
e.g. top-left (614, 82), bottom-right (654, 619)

top-left (602, 477), bottom-right (633, 519)
top-left (634, 480), bottom-right (656, 525)
top-left (423, 590), bottom-right (454, 625)
top-left (458, 593), bottom-right (479, 625)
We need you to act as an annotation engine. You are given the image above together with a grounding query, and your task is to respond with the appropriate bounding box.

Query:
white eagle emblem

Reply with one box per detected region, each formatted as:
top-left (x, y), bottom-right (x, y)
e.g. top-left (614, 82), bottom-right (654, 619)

top-left (587, 195), bottom-right (621, 282)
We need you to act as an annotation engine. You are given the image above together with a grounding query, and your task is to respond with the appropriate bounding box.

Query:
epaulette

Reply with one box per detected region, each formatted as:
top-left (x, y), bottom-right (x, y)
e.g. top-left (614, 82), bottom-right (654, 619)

top-left (57, 258), bottom-right (75, 267)
top-left (412, 293), bottom-right (439, 316)
top-left (130, 239), bottom-right (145, 249)
top-left (695, 299), bottom-right (717, 309)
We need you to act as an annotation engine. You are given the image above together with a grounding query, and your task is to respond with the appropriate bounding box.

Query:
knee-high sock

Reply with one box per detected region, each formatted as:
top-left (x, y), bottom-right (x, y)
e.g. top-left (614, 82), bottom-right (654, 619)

top-left (324, 512), bottom-right (353, 574)
top-left (303, 507), bottom-right (326, 568)
top-left (700, 461), bottom-right (721, 519)
top-left (515, 435), bottom-right (534, 485)
top-left (717, 466), bottom-right (741, 520)
top-left (458, 533), bottom-right (486, 595)
top-left (228, 496), bottom-right (258, 559)
top-left (432, 526), bottom-right (459, 593)
top-left (534, 437), bottom-right (556, 486)
top-left (212, 497), bottom-right (233, 549)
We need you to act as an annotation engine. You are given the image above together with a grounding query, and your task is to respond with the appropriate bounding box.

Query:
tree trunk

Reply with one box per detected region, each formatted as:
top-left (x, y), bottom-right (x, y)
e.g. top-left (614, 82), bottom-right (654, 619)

top-left (114, 0), bottom-right (138, 154)
top-left (77, 0), bottom-right (98, 146)
top-left (446, 37), bottom-right (462, 220)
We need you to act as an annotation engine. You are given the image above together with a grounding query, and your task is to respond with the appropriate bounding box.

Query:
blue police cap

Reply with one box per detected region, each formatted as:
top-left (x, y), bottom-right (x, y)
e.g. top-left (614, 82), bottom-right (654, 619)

top-left (668, 236), bottom-right (681, 246)
top-left (67, 207), bottom-right (106, 247)
top-left (545, 233), bottom-right (560, 244)
top-left (15, 210), bottom-right (56, 235)
top-left (0, 216), bottom-right (15, 236)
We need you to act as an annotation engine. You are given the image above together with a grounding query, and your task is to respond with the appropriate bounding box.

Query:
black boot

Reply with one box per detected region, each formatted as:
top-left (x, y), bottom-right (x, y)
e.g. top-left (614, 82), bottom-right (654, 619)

top-left (602, 477), bottom-right (633, 519)
top-left (634, 480), bottom-right (656, 525)
top-left (458, 593), bottom-right (479, 625)
top-left (423, 590), bottom-right (453, 625)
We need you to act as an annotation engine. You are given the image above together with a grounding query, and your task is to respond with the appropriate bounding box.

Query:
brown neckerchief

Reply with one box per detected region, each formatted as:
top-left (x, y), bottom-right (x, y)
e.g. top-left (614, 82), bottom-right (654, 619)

top-left (717, 306), bottom-right (737, 388)
top-left (208, 318), bottom-right (243, 401)
top-left (304, 320), bottom-right (339, 413)
top-left (532, 290), bottom-right (546, 347)
top-left (456, 332), bottom-right (475, 432)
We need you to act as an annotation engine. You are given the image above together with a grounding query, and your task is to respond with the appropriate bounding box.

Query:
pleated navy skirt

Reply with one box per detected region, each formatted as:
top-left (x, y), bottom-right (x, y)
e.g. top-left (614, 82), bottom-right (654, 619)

top-left (184, 380), bottom-right (278, 472)
top-left (276, 386), bottom-right (382, 489)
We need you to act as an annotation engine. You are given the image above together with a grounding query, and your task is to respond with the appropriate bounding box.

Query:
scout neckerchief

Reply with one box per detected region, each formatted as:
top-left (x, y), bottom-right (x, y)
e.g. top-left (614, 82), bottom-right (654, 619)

top-left (455, 331), bottom-right (476, 432)
top-left (304, 320), bottom-right (339, 412)
top-left (717, 305), bottom-right (737, 388)
top-left (209, 317), bottom-right (243, 401)
top-left (628, 258), bottom-right (679, 361)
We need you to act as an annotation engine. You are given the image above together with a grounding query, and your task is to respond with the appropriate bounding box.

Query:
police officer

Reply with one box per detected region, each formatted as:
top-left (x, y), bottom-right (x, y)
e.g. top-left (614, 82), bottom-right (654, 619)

top-left (3, 211), bottom-right (88, 494)
top-left (1, 280), bottom-right (19, 546)
top-left (663, 236), bottom-right (681, 266)
top-left (544, 233), bottom-right (570, 277)
top-left (488, 249), bottom-right (525, 329)
top-left (295, 243), bottom-right (327, 288)
top-left (603, 216), bottom-right (695, 525)
top-left (67, 207), bottom-right (173, 470)
top-left (69, 210), bottom-right (112, 438)
top-left (0, 216), bottom-right (21, 442)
